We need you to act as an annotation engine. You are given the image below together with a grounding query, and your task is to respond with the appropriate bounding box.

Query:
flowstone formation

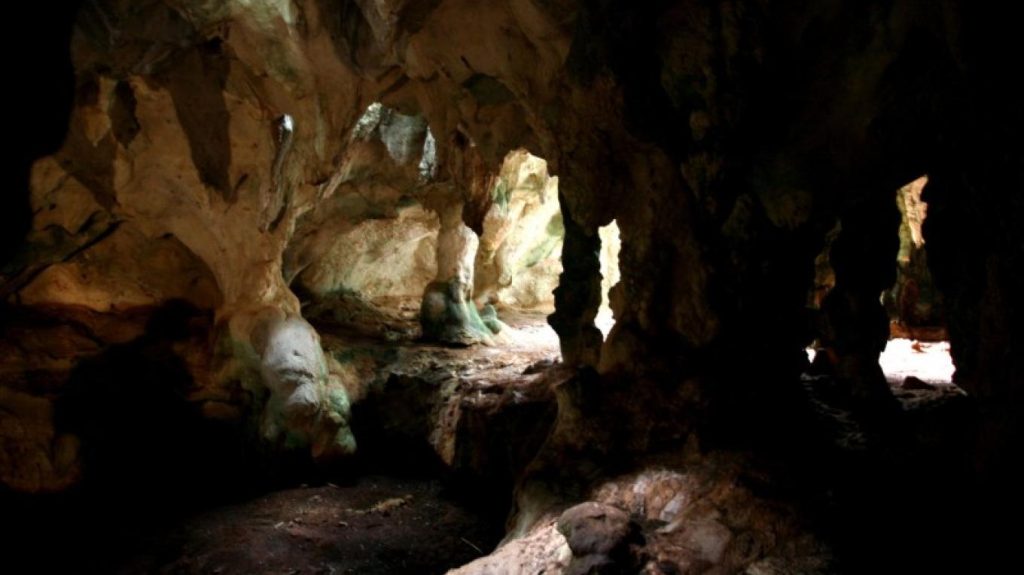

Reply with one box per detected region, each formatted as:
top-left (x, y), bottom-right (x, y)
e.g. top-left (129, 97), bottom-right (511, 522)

top-left (420, 200), bottom-right (502, 345)
top-left (2, 1), bottom-right (1021, 572)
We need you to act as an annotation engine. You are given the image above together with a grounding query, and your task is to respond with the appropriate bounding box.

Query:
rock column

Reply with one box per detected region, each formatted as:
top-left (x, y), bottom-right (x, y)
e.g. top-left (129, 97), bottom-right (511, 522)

top-left (818, 198), bottom-right (901, 409)
top-left (421, 201), bottom-right (499, 345)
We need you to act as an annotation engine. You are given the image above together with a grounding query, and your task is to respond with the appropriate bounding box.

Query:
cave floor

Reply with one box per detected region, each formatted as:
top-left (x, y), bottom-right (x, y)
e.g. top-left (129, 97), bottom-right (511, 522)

top-left (6, 476), bottom-right (501, 575)
top-left (108, 475), bottom-right (500, 575)
top-left (313, 303), bottom-right (561, 363)
top-left (4, 308), bottom-right (565, 575)
top-left (101, 312), bottom-right (563, 575)
top-left (110, 311), bottom-right (560, 575)
top-left (315, 306), bottom-right (562, 430)
top-left (6, 307), bottom-right (965, 574)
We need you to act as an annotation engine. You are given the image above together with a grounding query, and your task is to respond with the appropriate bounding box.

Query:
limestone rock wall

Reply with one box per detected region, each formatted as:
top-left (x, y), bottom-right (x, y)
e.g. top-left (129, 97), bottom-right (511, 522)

top-left (298, 204), bottom-right (438, 303)
top-left (16, 222), bottom-right (222, 313)
top-left (287, 103), bottom-right (439, 309)
top-left (475, 150), bottom-right (564, 312)
top-left (2, 0), bottom-right (386, 490)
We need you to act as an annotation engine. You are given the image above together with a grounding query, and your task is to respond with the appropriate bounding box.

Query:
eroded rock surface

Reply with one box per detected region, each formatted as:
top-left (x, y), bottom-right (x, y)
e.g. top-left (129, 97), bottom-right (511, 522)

top-left (476, 151), bottom-right (564, 311)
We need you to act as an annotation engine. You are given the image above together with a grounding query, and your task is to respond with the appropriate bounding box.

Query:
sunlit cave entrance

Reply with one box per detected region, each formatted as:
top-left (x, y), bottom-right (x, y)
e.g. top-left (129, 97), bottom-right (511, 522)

top-left (878, 177), bottom-right (955, 388)
top-left (275, 103), bottom-right (620, 572)
top-left (806, 176), bottom-right (957, 392)
top-left (216, 102), bottom-right (631, 572)
top-left (595, 221), bottom-right (621, 338)
top-left (290, 102), bottom-right (623, 360)
top-left (291, 104), bottom-right (573, 349)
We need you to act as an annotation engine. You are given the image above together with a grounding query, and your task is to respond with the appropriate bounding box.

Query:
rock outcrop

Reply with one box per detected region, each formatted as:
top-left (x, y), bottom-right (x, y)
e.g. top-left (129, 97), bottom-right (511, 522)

top-left (884, 177), bottom-right (946, 339)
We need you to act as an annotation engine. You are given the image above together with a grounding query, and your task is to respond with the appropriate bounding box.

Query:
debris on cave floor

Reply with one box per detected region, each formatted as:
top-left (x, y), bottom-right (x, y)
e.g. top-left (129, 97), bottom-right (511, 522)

top-left (451, 454), bottom-right (836, 575)
top-left (318, 307), bottom-right (562, 414)
top-left (113, 476), bottom-right (501, 575)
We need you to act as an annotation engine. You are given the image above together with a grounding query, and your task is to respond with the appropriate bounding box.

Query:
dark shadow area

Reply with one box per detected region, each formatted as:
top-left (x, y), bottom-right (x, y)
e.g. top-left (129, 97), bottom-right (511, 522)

top-left (3, 296), bottom-right (522, 573)
top-left (347, 372), bottom-right (453, 480)
top-left (3, 301), bottom-right (275, 573)
top-left (796, 378), bottom-right (979, 574)
top-left (2, 1), bottom-right (83, 265)
top-left (55, 301), bottom-right (261, 502)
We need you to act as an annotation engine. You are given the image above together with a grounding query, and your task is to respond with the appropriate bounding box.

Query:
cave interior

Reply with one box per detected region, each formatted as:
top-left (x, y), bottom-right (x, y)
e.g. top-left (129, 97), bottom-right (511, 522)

top-left (2, 1), bottom-right (1021, 574)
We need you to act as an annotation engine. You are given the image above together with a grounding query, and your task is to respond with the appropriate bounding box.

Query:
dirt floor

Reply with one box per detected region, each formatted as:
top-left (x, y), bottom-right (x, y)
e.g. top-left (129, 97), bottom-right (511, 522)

top-left (5, 304), bottom-right (962, 575)
top-left (5, 306), bottom-right (559, 575)
top-left (6, 475), bottom-right (504, 575)
top-left (103, 309), bottom-right (561, 575)
top-left (109, 476), bottom-right (502, 575)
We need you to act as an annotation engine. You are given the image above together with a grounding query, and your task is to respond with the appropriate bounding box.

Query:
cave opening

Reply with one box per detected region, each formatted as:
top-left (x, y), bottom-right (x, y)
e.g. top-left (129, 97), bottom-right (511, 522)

top-left (878, 176), bottom-right (956, 389)
top-left (595, 220), bottom-right (621, 338)
top-left (808, 176), bottom-right (957, 392)
top-left (271, 101), bottom-right (583, 571)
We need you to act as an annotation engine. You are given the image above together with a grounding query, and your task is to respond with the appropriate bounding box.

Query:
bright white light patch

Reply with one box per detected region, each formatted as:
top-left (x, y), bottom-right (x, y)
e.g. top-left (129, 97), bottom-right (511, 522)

top-left (596, 220), bottom-right (621, 338)
top-left (879, 338), bottom-right (955, 385)
top-left (805, 338), bottom-right (955, 386)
